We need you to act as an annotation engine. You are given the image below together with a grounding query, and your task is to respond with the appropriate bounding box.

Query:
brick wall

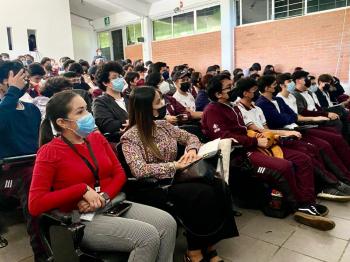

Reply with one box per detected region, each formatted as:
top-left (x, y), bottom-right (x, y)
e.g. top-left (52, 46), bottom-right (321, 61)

top-left (125, 44), bottom-right (143, 62)
top-left (152, 31), bottom-right (221, 74)
top-left (235, 8), bottom-right (350, 81)
top-left (124, 8), bottom-right (350, 81)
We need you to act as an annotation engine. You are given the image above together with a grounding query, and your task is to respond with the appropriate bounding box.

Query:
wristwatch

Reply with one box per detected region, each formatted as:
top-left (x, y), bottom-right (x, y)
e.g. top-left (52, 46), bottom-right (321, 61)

top-left (100, 192), bottom-right (111, 205)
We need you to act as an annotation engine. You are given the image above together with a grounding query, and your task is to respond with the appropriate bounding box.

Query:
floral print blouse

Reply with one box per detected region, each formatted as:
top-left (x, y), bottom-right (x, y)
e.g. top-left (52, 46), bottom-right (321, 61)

top-left (121, 120), bottom-right (201, 179)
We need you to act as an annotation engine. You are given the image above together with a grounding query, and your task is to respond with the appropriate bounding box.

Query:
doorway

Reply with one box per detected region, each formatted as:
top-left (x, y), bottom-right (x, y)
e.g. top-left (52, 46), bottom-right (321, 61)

top-left (111, 29), bottom-right (124, 61)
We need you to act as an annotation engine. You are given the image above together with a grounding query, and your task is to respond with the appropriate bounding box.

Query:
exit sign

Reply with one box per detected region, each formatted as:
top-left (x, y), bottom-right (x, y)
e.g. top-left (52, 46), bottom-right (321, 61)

top-left (104, 17), bottom-right (110, 26)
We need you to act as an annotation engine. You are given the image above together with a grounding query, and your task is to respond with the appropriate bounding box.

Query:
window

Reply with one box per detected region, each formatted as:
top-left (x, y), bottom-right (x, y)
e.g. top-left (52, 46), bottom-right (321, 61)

top-left (173, 12), bottom-right (194, 37)
top-left (307, 0), bottom-right (347, 13)
top-left (98, 31), bottom-right (111, 61)
top-left (196, 5), bottom-right (221, 33)
top-left (153, 17), bottom-right (172, 41)
top-left (242, 0), bottom-right (272, 24)
top-left (275, 0), bottom-right (304, 19)
top-left (27, 29), bottom-right (37, 52)
top-left (126, 23), bottom-right (142, 45)
top-left (6, 27), bottom-right (13, 50)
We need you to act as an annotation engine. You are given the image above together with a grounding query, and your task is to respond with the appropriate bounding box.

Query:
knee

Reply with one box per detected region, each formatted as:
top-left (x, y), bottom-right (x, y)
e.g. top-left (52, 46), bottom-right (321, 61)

top-left (137, 224), bottom-right (161, 250)
top-left (157, 210), bottom-right (178, 237)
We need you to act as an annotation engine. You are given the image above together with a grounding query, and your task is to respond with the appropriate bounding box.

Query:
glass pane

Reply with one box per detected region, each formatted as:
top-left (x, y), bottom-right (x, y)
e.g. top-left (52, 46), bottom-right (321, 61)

top-left (275, 0), bottom-right (303, 19)
top-left (98, 31), bottom-right (111, 61)
top-left (173, 12), bottom-right (194, 37)
top-left (242, 0), bottom-right (268, 24)
top-left (236, 0), bottom-right (241, 25)
top-left (197, 5), bottom-right (221, 33)
top-left (336, 0), bottom-right (346, 7)
top-left (126, 23), bottom-right (142, 45)
top-left (153, 17), bottom-right (172, 41)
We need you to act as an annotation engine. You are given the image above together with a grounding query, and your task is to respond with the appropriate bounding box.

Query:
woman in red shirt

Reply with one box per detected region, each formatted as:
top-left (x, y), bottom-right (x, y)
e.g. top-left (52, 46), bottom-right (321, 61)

top-left (29, 90), bottom-right (177, 262)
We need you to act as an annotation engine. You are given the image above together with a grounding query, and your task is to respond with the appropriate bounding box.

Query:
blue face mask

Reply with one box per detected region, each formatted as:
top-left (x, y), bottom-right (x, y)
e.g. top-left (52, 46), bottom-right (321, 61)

top-left (309, 84), bottom-right (318, 93)
top-left (70, 113), bottom-right (96, 138)
top-left (287, 81), bottom-right (296, 93)
top-left (111, 78), bottom-right (125, 92)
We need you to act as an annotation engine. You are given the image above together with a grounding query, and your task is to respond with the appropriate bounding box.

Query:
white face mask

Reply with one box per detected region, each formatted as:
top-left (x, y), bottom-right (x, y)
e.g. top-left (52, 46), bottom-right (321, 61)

top-left (159, 81), bottom-right (170, 95)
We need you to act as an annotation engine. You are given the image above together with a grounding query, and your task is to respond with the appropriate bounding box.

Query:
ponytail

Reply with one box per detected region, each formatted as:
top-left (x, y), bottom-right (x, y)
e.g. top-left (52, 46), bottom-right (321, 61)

top-left (39, 118), bottom-right (54, 147)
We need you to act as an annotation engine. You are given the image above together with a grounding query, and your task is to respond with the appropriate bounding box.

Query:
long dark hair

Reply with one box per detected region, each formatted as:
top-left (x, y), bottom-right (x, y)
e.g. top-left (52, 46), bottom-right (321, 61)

top-left (128, 87), bottom-right (162, 160)
top-left (39, 91), bottom-right (78, 147)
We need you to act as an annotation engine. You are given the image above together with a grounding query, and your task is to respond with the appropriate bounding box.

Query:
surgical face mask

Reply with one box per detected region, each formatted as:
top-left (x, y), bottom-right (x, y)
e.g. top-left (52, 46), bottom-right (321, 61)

top-left (41, 79), bottom-right (46, 86)
top-left (111, 78), bottom-right (125, 92)
top-left (67, 113), bottom-right (96, 138)
top-left (97, 51), bottom-right (102, 56)
top-left (309, 84), bottom-right (318, 93)
top-left (253, 90), bottom-right (260, 102)
top-left (153, 104), bottom-right (167, 120)
top-left (26, 60), bottom-right (33, 65)
top-left (159, 81), bottom-right (170, 95)
top-left (287, 81), bottom-right (296, 93)
top-left (22, 60), bottom-right (28, 67)
top-left (180, 82), bottom-right (191, 92)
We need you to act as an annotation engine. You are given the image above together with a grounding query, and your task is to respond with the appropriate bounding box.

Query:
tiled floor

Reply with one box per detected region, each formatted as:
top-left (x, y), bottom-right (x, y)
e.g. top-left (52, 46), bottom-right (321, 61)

top-left (2, 199), bottom-right (350, 262)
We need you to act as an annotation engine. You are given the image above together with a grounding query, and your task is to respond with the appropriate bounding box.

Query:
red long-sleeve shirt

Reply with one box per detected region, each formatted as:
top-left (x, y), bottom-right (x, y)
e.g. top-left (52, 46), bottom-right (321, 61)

top-left (29, 132), bottom-right (126, 216)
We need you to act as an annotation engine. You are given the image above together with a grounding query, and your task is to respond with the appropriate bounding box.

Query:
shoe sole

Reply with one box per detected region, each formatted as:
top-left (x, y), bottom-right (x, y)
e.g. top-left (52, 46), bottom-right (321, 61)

top-left (294, 212), bottom-right (335, 231)
top-left (317, 193), bottom-right (350, 202)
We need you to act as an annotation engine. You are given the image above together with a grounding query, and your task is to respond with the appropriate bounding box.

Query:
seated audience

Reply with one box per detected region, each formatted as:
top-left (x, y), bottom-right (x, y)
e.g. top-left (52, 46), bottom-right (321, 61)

top-left (93, 61), bottom-right (128, 142)
top-left (190, 72), bottom-right (202, 98)
top-left (238, 76), bottom-right (350, 200)
top-left (0, 60), bottom-right (45, 261)
top-left (146, 72), bottom-right (192, 125)
top-left (27, 62), bottom-right (46, 99)
top-left (134, 64), bottom-right (147, 86)
top-left (29, 90), bottom-right (177, 261)
top-left (173, 69), bottom-right (202, 119)
top-left (123, 71), bottom-right (140, 98)
top-left (201, 74), bottom-right (335, 230)
top-left (195, 74), bottom-right (212, 112)
top-left (121, 87), bottom-right (238, 262)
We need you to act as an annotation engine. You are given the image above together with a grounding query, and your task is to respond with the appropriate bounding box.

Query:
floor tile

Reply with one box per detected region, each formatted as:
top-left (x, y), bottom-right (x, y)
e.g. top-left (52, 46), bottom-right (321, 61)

top-left (216, 234), bottom-right (279, 262)
top-left (270, 248), bottom-right (322, 262)
top-left (340, 243), bottom-right (350, 262)
top-left (319, 200), bottom-right (350, 221)
top-left (239, 214), bottom-right (297, 245)
top-left (283, 229), bottom-right (347, 262)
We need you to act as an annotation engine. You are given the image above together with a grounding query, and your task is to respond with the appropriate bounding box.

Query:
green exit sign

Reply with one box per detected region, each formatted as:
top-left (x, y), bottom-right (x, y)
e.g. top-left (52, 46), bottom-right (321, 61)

top-left (104, 17), bottom-right (110, 26)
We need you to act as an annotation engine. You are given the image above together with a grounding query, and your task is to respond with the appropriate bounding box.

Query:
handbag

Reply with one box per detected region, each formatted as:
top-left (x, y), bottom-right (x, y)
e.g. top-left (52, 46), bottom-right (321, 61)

top-left (172, 151), bottom-right (223, 184)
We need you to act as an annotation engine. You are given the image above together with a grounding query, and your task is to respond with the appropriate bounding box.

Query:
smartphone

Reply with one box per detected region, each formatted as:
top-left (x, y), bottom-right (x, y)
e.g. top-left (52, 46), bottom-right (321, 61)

top-left (103, 202), bottom-right (132, 217)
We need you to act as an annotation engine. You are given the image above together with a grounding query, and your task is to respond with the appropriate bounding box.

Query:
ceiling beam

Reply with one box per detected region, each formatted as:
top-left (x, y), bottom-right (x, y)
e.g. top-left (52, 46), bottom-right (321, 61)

top-left (107, 0), bottom-right (151, 16)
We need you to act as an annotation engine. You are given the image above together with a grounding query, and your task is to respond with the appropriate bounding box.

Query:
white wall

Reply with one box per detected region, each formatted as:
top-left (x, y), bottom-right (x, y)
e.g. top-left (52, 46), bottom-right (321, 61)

top-left (93, 11), bottom-right (140, 32)
top-left (71, 14), bottom-right (98, 63)
top-left (0, 0), bottom-right (74, 61)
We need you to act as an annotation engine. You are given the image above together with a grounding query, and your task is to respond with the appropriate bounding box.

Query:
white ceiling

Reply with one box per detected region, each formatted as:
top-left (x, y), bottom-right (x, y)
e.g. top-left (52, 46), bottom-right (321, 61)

top-left (69, 0), bottom-right (163, 20)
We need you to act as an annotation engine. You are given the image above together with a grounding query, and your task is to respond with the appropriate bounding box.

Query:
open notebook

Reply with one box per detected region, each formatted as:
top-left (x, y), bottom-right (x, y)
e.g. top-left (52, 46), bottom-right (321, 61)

top-left (198, 138), bottom-right (221, 158)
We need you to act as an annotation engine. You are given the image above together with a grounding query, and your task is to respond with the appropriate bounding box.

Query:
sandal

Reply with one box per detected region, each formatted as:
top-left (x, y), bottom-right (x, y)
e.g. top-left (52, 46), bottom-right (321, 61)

top-left (0, 235), bottom-right (8, 248)
top-left (204, 250), bottom-right (224, 262)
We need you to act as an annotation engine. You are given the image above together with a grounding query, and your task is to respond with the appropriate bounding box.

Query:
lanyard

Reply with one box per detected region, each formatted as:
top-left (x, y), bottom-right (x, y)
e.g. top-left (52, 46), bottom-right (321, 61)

top-left (61, 136), bottom-right (101, 192)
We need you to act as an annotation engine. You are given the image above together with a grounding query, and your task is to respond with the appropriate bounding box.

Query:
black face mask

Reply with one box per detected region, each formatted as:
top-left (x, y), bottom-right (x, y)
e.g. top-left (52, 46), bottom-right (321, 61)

top-left (324, 83), bottom-right (331, 91)
top-left (227, 89), bottom-right (238, 102)
top-left (153, 105), bottom-right (167, 120)
top-left (180, 82), bottom-right (191, 92)
top-left (305, 78), bottom-right (311, 88)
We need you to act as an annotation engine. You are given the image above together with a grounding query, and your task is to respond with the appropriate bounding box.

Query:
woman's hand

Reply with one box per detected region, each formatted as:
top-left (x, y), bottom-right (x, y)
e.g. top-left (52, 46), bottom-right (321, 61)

top-left (77, 200), bottom-right (92, 213)
top-left (82, 186), bottom-right (105, 212)
top-left (178, 149), bottom-right (199, 165)
top-left (165, 115), bottom-right (178, 125)
top-left (257, 138), bottom-right (269, 148)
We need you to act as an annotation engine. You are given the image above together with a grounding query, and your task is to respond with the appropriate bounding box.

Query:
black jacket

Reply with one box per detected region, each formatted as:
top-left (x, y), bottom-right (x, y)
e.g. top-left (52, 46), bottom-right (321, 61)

top-left (93, 93), bottom-right (128, 142)
top-left (315, 89), bottom-right (332, 109)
